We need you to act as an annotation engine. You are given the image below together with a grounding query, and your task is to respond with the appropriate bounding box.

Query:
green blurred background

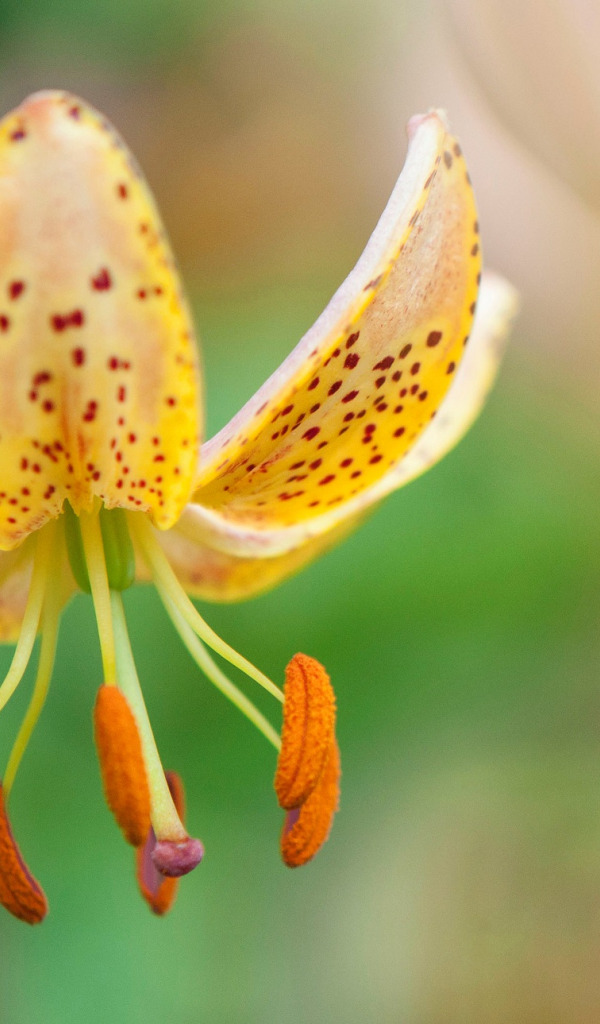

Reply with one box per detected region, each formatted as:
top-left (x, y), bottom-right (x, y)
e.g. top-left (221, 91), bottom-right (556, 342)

top-left (0, 1), bottom-right (599, 1022)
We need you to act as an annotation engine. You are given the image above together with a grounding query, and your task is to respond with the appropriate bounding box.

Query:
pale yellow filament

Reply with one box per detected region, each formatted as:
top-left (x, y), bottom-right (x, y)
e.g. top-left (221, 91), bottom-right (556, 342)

top-left (3, 533), bottom-right (63, 796)
top-left (0, 520), bottom-right (57, 715)
top-left (130, 514), bottom-right (284, 703)
top-left (111, 591), bottom-right (187, 842)
top-left (161, 591), bottom-right (281, 751)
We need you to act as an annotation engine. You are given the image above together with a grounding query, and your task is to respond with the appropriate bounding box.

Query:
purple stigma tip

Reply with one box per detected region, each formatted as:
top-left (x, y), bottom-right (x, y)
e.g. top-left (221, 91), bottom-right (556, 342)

top-left (152, 836), bottom-right (204, 878)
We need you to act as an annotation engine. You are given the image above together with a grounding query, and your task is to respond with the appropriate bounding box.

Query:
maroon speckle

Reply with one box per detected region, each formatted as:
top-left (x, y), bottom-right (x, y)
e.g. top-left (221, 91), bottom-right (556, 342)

top-left (51, 309), bottom-right (84, 332)
top-left (282, 404), bottom-right (294, 416)
top-left (0, 315), bottom-right (10, 332)
top-left (303, 427), bottom-right (320, 441)
top-left (410, 362), bottom-right (421, 376)
top-left (33, 371), bottom-right (51, 387)
top-left (419, 391), bottom-right (428, 402)
top-left (91, 267), bottom-right (112, 291)
top-left (117, 386), bottom-right (127, 402)
top-left (8, 281), bottom-right (25, 301)
top-left (83, 400), bottom-right (98, 423)
top-left (394, 426), bottom-right (406, 438)
top-left (399, 344), bottom-right (412, 359)
top-left (117, 183), bottom-right (129, 200)
top-left (340, 458), bottom-right (353, 468)
top-left (308, 377), bottom-right (319, 391)
top-left (370, 454), bottom-right (383, 465)
top-left (10, 128), bottom-right (26, 142)
top-left (344, 353), bottom-right (359, 370)
top-left (392, 371), bottom-right (402, 382)
top-left (319, 474), bottom-right (336, 486)
top-left (342, 390), bottom-right (359, 404)
top-left (72, 348), bottom-right (86, 367)
top-left (328, 381), bottom-right (342, 397)
top-left (68, 105), bottom-right (81, 120)
top-left (375, 376), bottom-right (386, 389)
top-left (345, 332), bottom-right (360, 349)
top-left (309, 459), bottom-right (322, 470)
top-left (374, 355), bottom-right (394, 371)
top-left (446, 361), bottom-right (456, 374)
top-left (426, 330), bottom-right (442, 347)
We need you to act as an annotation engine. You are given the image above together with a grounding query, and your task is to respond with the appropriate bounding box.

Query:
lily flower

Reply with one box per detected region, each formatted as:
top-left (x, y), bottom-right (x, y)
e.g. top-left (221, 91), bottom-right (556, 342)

top-left (0, 91), bottom-right (516, 924)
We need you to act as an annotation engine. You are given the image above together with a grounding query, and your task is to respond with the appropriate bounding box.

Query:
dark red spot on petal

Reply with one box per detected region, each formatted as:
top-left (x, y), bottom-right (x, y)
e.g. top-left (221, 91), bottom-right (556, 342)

top-left (91, 268), bottom-right (112, 291)
top-left (373, 355), bottom-right (394, 371)
top-left (8, 281), bottom-right (25, 301)
top-left (426, 331), bottom-right (442, 348)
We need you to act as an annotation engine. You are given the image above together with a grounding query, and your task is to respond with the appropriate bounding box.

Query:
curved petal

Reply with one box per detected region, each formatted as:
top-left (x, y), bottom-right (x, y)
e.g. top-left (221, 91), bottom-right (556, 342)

top-left (148, 272), bottom-right (517, 600)
top-left (140, 511), bottom-right (357, 602)
top-left (192, 111), bottom-right (482, 554)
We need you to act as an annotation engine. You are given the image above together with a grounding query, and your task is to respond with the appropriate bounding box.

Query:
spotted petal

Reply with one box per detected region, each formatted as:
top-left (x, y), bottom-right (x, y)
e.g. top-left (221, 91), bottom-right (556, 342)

top-left (177, 113), bottom-right (513, 573)
top-left (153, 270), bottom-right (517, 601)
top-left (0, 92), bottom-right (202, 552)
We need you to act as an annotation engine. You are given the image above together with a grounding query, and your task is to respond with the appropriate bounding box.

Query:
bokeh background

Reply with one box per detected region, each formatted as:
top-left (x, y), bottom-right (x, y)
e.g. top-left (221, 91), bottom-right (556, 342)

top-left (0, 1), bottom-right (599, 1021)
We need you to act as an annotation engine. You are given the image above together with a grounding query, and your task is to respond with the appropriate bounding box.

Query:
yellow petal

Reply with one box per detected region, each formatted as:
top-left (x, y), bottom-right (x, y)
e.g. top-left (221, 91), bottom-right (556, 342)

top-left (141, 509), bottom-right (354, 601)
top-left (193, 111), bottom-right (480, 539)
top-left (143, 270), bottom-right (516, 600)
top-left (0, 92), bottom-right (202, 551)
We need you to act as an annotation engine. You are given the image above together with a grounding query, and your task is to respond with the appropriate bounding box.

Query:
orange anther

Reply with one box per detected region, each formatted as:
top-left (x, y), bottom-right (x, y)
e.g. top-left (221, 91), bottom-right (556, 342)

top-left (136, 771), bottom-right (184, 915)
top-left (275, 653), bottom-right (336, 809)
top-left (94, 684), bottom-right (151, 847)
top-left (280, 737), bottom-right (340, 868)
top-left (0, 782), bottom-right (48, 924)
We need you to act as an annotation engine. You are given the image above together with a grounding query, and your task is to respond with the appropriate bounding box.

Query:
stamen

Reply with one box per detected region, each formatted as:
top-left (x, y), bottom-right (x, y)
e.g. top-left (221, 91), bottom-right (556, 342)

top-left (79, 507), bottom-right (117, 684)
top-left (0, 783), bottom-right (48, 923)
top-left (94, 685), bottom-right (151, 847)
top-left (0, 520), bottom-right (57, 714)
top-left (129, 513), bottom-right (283, 703)
top-left (275, 654), bottom-right (336, 809)
top-left (280, 737), bottom-right (340, 868)
top-left (161, 591), bottom-right (281, 750)
top-left (110, 592), bottom-right (202, 867)
top-left (3, 528), bottom-right (63, 796)
top-left (136, 772), bottom-right (184, 915)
